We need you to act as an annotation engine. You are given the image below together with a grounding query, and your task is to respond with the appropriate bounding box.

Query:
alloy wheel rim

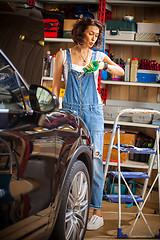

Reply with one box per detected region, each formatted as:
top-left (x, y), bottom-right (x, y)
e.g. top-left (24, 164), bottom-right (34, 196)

top-left (65, 170), bottom-right (89, 240)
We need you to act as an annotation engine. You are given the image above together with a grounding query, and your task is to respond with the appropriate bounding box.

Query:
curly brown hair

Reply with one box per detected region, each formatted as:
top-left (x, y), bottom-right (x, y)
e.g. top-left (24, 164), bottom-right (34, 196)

top-left (71, 18), bottom-right (104, 49)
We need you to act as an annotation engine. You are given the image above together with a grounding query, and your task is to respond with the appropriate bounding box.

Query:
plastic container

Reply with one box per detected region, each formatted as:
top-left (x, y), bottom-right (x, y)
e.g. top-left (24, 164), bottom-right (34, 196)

top-left (124, 58), bottom-right (131, 82)
top-left (130, 57), bottom-right (138, 82)
top-left (140, 138), bottom-right (148, 162)
top-left (111, 64), bottom-right (124, 81)
top-left (44, 51), bottom-right (51, 77)
top-left (134, 138), bottom-right (141, 162)
top-left (50, 55), bottom-right (56, 77)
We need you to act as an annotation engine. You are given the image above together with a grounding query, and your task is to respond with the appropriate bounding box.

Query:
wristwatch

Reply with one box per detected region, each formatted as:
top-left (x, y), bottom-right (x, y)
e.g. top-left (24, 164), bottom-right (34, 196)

top-left (103, 62), bottom-right (108, 70)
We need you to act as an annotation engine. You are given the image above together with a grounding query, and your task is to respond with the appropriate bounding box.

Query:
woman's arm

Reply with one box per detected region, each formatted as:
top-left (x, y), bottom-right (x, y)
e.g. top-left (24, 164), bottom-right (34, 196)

top-left (52, 50), bottom-right (63, 98)
top-left (103, 55), bottom-right (124, 76)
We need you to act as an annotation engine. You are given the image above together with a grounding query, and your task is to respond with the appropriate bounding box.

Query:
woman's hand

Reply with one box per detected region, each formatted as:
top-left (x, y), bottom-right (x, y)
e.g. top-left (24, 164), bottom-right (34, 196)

top-left (83, 61), bottom-right (108, 73)
top-left (76, 61), bottom-right (109, 80)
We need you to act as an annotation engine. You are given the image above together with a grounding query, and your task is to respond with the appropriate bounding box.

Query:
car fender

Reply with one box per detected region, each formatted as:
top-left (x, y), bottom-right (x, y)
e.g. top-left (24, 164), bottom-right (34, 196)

top-left (49, 144), bottom-right (93, 231)
top-left (61, 144), bottom-right (93, 194)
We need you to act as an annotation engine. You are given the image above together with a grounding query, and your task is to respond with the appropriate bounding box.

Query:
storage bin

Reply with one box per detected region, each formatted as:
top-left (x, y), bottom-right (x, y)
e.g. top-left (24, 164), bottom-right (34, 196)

top-left (109, 183), bottom-right (127, 195)
top-left (137, 22), bottom-right (160, 34)
top-left (103, 105), bottom-right (132, 121)
top-left (135, 33), bottom-right (156, 42)
top-left (137, 72), bottom-right (158, 83)
top-left (132, 113), bottom-right (152, 124)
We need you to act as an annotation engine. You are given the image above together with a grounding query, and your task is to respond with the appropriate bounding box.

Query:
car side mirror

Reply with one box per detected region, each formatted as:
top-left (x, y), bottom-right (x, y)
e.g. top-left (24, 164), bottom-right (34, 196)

top-left (29, 84), bottom-right (59, 113)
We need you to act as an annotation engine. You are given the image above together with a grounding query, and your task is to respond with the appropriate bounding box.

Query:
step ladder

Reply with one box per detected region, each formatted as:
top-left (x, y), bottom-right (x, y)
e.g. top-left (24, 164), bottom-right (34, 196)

top-left (103, 108), bottom-right (160, 239)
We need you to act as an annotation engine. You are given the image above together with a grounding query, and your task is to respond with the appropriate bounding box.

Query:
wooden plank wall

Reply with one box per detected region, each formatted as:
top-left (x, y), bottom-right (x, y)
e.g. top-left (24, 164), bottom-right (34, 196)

top-left (107, 85), bottom-right (158, 103)
top-left (43, 5), bottom-right (160, 104)
top-left (43, 42), bottom-right (75, 89)
top-left (107, 5), bottom-right (160, 104)
top-left (111, 6), bottom-right (160, 63)
top-left (111, 5), bottom-right (160, 62)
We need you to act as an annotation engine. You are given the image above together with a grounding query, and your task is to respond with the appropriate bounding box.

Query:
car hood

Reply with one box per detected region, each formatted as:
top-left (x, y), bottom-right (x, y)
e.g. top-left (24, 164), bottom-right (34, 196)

top-left (0, 3), bottom-right (44, 85)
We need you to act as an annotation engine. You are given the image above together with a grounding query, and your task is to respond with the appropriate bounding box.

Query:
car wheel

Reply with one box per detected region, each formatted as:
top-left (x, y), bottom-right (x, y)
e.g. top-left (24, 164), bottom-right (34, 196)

top-left (52, 160), bottom-right (90, 240)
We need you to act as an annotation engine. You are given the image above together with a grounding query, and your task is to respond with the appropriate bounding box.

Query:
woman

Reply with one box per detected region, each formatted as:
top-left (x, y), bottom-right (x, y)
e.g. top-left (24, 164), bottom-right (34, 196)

top-left (52, 18), bottom-right (124, 231)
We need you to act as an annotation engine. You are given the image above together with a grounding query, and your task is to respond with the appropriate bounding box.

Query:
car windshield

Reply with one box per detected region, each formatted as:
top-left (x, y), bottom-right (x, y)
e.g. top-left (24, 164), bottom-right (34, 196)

top-left (0, 53), bottom-right (29, 111)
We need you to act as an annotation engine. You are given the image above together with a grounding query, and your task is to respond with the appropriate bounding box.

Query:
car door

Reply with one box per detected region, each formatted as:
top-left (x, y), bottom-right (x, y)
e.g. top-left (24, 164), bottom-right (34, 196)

top-left (0, 51), bottom-right (51, 240)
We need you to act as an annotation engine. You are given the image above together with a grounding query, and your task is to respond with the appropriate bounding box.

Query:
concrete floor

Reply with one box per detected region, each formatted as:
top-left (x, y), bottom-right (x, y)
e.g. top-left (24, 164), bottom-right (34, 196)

top-left (85, 200), bottom-right (160, 240)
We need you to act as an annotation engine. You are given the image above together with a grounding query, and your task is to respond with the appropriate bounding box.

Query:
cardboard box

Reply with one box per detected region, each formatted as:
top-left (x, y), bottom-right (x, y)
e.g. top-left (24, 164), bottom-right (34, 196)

top-left (103, 132), bottom-right (136, 162)
top-left (63, 19), bottom-right (77, 31)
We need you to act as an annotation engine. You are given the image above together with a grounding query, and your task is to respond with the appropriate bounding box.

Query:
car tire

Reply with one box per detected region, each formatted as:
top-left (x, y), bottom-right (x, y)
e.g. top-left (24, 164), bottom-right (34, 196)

top-left (52, 160), bottom-right (90, 240)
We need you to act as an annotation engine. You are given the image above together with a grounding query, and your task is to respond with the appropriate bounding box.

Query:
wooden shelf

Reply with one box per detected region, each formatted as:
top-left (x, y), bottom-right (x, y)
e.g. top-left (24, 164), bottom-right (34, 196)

top-left (138, 69), bottom-right (160, 75)
top-left (104, 119), bottom-right (159, 128)
top-left (103, 159), bottom-right (157, 169)
top-left (101, 80), bottom-right (160, 87)
top-left (105, 40), bottom-right (160, 47)
top-left (44, 38), bottom-right (73, 43)
top-left (42, 76), bottom-right (52, 81)
top-left (43, 78), bottom-right (160, 88)
top-left (106, 0), bottom-right (160, 6)
top-left (40, 0), bottom-right (98, 3)
top-left (44, 38), bottom-right (160, 47)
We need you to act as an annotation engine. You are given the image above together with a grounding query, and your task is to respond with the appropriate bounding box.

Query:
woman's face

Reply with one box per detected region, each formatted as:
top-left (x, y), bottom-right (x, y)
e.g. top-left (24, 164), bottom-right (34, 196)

top-left (83, 25), bottom-right (100, 48)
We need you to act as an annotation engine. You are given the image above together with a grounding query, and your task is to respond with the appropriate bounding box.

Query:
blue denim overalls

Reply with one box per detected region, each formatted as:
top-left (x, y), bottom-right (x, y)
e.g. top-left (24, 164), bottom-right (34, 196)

top-left (62, 49), bottom-right (104, 210)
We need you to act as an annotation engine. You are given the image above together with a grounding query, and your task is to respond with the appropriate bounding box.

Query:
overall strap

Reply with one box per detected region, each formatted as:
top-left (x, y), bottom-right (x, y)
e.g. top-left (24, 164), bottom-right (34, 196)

top-left (66, 49), bottom-right (72, 70)
top-left (91, 50), bottom-right (97, 61)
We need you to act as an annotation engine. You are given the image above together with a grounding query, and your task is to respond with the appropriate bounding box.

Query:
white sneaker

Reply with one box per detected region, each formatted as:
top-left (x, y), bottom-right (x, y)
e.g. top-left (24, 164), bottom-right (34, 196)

top-left (87, 214), bottom-right (104, 230)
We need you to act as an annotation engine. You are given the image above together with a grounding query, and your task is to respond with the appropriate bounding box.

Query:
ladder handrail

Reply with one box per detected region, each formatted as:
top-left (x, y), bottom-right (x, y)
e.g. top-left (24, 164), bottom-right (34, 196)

top-left (114, 108), bottom-right (160, 122)
top-left (103, 108), bottom-right (160, 185)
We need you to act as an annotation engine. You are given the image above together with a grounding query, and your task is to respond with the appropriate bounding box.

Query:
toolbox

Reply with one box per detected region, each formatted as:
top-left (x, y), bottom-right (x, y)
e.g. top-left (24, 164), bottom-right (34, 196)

top-left (105, 20), bottom-right (136, 41)
top-left (43, 19), bottom-right (61, 38)
top-left (42, 11), bottom-right (64, 38)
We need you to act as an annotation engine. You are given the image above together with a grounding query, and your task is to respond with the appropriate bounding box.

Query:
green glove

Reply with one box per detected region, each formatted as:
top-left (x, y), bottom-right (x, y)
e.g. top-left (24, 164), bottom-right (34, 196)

top-left (83, 61), bottom-right (100, 73)
top-left (76, 61), bottom-right (108, 80)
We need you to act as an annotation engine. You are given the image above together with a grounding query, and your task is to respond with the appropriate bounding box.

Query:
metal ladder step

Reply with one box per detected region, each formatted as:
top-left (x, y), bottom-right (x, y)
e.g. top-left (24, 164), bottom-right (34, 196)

top-left (109, 171), bottom-right (149, 179)
top-left (113, 145), bottom-right (155, 154)
top-left (105, 194), bottom-right (143, 203)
